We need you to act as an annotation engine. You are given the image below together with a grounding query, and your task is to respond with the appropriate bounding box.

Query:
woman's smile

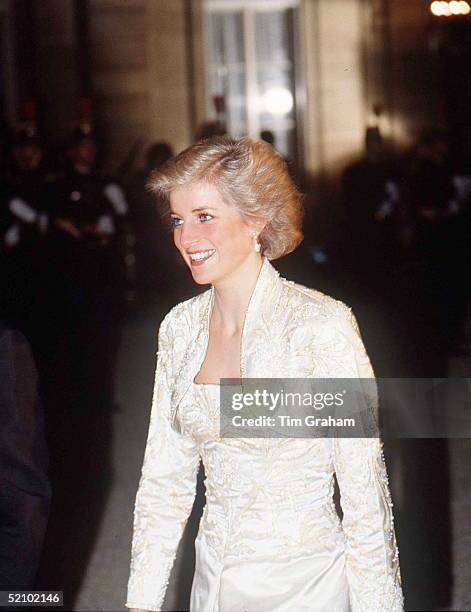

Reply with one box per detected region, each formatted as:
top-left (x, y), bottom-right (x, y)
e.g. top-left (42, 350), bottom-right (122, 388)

top-left (188, 249), bottom-right (217, 266)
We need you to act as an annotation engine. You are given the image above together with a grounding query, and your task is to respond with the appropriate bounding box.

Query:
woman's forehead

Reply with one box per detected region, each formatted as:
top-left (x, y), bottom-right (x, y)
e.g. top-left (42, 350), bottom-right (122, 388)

top-left (169, 181), bottom-right (228, 210)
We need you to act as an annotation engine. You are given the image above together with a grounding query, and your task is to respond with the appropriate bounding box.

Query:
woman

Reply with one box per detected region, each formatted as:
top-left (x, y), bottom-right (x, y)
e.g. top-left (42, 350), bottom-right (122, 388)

top-left (126, 136), bottom-right (404, 612)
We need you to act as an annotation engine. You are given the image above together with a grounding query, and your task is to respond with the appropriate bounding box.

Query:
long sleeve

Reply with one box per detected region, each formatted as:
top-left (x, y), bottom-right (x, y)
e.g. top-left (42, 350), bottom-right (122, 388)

top-left (126, 316), bottom-right (201, 611)
top-left (331, 305), bottom-right (404, 612)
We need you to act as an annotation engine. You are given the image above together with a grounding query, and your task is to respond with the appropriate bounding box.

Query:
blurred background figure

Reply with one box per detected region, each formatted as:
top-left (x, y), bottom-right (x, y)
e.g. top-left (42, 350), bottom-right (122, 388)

top-left (406, 127), bottom-right (471, 359)
top-left (0, 325), bottom-right (51, 591)
top-left (1, 122), bottom-right (50, 354)
top-left (260, 128), bottom-right (275, 146)
top-left (35, 123), bottom-right (125, 610)
top-left (195, 119), bottom-right (227, 141)
top-left (127, 141), bottom-right (181, 305)
top-left (46, 123), bottom-right (128, 409)
top-left (340, 126), bottom-right (404, 296)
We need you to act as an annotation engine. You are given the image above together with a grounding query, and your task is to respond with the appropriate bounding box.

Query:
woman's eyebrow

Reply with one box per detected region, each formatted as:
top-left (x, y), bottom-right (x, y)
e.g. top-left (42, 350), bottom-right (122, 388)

top-left (191, 206), bottom-right (217, 212)
top-left (170, 206), bottom-right (217, 215)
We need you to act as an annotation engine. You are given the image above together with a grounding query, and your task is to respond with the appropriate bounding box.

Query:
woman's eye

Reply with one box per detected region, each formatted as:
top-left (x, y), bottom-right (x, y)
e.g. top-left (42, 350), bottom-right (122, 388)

top-left (198, 213), bottom-right (213, 222)
top-left (170, 217), bottom-right (183, 228)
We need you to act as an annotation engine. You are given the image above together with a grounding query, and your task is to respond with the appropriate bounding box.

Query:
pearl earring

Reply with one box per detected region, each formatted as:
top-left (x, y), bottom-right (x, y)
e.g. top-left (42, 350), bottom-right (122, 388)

top-left (252, 232), bottom-right (261, 253)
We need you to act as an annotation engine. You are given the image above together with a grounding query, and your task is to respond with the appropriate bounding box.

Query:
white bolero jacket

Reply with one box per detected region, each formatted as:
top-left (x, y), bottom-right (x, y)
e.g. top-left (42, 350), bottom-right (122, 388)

top-left (126, 257), bottom-right (404, 612)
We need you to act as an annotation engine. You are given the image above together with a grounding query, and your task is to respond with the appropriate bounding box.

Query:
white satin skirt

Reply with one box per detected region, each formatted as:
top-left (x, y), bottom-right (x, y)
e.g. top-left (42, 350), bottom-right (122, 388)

top-left (189, 536), bottom-right (350, 612)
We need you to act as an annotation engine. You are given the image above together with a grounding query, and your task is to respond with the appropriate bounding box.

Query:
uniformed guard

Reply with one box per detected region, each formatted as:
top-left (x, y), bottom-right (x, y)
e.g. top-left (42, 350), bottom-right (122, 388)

top-left (1, 123), bottom-right (50, 341)
top-left (47, 123), bottom-right (129, 410)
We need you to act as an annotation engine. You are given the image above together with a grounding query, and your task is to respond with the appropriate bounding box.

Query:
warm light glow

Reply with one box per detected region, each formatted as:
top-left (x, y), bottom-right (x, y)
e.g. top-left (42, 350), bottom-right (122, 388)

top-left (430, 0), bottom-right (471, 15)
top-left (262, 87), bottom-right (293, 116)
top-left (431, 1), bottom-right (444, 14)
top-left (442, 2), bottom-right (452, 15)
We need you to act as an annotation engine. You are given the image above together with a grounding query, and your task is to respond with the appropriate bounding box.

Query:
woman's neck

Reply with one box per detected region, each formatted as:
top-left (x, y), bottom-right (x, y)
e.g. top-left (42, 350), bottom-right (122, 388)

top-left (211, 255), bottom-right (263, 335)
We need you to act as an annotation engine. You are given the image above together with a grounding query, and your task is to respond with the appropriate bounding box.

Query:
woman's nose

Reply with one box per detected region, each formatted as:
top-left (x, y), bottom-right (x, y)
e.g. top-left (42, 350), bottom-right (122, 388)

top-left (180, 220), bottom-right (201, 249)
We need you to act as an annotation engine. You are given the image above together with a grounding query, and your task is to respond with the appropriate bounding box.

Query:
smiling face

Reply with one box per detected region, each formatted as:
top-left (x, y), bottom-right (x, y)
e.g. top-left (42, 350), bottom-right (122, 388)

top-left (169, 180), bottom-right (261, 286)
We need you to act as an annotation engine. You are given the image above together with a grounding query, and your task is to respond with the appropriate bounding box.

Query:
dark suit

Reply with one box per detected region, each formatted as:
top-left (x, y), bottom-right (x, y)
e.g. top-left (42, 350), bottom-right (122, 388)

top-left (0, 327), bottom-right (51, 589)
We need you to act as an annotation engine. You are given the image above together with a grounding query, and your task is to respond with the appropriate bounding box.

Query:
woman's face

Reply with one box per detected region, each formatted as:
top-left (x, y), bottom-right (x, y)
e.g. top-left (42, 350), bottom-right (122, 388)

top-left (169, 181), bottom-right (258, 285)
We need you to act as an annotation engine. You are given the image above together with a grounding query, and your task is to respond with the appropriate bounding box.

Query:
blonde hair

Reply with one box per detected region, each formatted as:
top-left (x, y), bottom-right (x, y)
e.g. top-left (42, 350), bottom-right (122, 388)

top-left (148, 135), bottom-right (304, 260)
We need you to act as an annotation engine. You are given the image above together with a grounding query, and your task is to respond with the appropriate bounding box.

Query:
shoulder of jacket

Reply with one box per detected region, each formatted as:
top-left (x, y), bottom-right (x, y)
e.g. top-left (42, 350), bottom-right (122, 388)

top-left (279, 277), bottom-right (353, 321)
top-left (159, 288), bottom-right (211, 335)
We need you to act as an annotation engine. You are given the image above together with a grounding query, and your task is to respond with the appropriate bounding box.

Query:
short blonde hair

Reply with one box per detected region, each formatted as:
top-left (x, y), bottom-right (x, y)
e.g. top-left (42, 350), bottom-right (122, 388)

top-left (148, 135), bottom-right (304, 260)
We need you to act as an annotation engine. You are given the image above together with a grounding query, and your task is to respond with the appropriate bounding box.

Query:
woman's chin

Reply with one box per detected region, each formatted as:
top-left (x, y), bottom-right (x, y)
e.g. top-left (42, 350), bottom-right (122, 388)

top-left (192, 275), bottom-right (211, 285)
top-left (190, 266), bottom-right (214, 285)
top-left (188, 257), bottom-right (219, 284)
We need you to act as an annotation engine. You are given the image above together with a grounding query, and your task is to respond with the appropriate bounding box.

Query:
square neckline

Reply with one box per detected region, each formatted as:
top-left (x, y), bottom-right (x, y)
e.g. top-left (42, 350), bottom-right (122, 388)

top-left (192, 379), bottom-right (220, 387)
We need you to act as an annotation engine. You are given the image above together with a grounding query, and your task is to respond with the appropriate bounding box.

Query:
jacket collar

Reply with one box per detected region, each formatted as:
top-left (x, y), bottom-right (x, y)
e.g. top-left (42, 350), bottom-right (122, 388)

top-left (170, 257), bottom-right (284, 422)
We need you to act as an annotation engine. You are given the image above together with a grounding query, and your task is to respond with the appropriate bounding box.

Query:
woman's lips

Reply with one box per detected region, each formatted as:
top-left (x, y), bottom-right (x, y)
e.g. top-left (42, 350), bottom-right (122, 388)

top-left (188, 250), bottom-right (216, 267)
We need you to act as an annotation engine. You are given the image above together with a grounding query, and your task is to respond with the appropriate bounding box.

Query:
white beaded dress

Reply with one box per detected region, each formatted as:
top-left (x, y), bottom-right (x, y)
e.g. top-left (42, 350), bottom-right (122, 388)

top-left (125, 257), bottom-right (404, 612)
top-left (182, 381), bottom-right (353, 612)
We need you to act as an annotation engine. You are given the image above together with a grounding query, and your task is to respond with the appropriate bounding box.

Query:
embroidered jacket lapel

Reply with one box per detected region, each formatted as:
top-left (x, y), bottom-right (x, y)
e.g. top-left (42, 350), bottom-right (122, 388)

top-left (169, 257), bottom-right (284, 424)
top-left (170, 288), bottom-right (213, 425)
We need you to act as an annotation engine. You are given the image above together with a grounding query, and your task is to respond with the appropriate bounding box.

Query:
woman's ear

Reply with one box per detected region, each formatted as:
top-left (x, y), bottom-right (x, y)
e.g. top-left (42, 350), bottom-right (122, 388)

top-left (249, 218), bottom-right (267, 237)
